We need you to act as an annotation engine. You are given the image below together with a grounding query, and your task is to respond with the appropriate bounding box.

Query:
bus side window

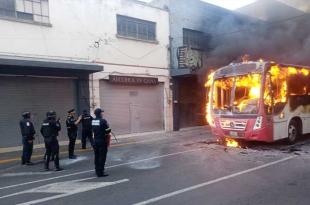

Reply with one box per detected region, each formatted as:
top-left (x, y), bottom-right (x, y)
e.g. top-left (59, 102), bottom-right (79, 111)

top-left (264, 73), bottom-right (273, 115)
top-left (271, 66), bottom-right (287, 114)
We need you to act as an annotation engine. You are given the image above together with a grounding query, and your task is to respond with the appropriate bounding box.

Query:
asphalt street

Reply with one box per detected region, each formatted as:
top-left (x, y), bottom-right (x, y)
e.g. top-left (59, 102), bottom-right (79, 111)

top-left (0, 127), bottom-right (310, 205)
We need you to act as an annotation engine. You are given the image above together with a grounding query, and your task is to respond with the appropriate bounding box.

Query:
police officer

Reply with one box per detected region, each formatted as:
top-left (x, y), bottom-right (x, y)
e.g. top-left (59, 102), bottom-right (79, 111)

top-left (19, 112), bottom-right (36, 165)
top-left (40, 111), bottom-right (63, 171)
top-left (66, 109), bottom-right (82, 159)
top-left (92, 108), bottom-right (111, 177)
top-left (81, 109), bottom-right (94, 149)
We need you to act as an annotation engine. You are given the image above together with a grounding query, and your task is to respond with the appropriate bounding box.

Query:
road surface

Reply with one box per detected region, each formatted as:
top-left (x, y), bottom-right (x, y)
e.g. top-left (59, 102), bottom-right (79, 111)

top-left (0, 127), bottom-right (310, 205)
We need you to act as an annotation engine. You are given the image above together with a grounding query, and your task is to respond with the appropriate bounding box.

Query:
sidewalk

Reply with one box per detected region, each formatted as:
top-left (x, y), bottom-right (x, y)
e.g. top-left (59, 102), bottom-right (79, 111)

top-left (0, 126), bottom-right (211, 154)
top-left (0, 126), bottom-right (212, 165)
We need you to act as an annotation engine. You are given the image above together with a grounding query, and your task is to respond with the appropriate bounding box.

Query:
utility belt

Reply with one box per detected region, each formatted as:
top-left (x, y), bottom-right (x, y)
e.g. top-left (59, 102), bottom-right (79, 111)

top-left (94, 134), bottom-right (111, 145)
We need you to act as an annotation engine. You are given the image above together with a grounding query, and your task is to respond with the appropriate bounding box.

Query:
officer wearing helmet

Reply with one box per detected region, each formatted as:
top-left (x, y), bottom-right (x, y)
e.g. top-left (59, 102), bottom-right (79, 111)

top-left (41, 111), bottom-right (63, 171)
top-left (19, 111), bottom-right (36, 165)
top-left (92, 108), bottom-right (111, 177)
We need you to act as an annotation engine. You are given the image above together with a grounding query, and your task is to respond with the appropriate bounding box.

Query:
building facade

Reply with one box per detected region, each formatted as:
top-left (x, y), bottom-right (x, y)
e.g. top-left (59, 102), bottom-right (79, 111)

top-left (150, 0), bottom-right (220, 130)
top-left (0, 0), bottom-right (172, 148)
top-left (150, 0), bottom-right (253, 130)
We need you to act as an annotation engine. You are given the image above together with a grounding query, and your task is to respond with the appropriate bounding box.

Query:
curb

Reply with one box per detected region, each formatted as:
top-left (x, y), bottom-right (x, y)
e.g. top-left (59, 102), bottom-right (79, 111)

top-left (0, 126), bottom-right (208, 154)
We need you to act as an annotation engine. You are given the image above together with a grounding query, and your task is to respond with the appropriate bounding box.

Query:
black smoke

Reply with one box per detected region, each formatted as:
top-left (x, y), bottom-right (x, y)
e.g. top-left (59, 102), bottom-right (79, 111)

top-left (201, 0), bottom-right (310, 70)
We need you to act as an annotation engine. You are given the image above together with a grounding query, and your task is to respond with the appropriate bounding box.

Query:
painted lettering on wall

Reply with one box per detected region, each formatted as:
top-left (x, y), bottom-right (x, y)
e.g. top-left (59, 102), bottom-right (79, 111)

top-left (109, 75), bottom-right (159, 85)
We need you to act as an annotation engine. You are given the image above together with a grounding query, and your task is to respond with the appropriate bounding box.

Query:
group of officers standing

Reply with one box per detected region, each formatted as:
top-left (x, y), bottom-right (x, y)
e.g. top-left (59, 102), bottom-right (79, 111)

top-left (19, 108), bottom-right (112, 177)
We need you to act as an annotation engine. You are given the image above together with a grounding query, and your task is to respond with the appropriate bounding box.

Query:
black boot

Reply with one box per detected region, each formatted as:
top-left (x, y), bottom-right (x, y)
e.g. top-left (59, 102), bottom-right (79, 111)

top-left (44, 164), bottom-right (50, 171)
top-left (69, 155), bottom-right (77, 159)
top-left (26, 162), bottom-right (34, 166)
top-left (55, 167), bottom-right (64, 171)
top-left (44, 158), bottom-right (50, 171)
top-left (96, 170), bottom-right (108, 177)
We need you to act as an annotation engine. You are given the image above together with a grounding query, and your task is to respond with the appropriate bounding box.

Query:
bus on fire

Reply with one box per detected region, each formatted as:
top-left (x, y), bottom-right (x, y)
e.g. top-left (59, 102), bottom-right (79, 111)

top-left (206, 61), bottom-right (310, 145)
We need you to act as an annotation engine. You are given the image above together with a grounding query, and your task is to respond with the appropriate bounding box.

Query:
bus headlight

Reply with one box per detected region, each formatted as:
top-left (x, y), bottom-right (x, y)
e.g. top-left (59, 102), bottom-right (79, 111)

top-left (253, 116), bottom-right (263, 130)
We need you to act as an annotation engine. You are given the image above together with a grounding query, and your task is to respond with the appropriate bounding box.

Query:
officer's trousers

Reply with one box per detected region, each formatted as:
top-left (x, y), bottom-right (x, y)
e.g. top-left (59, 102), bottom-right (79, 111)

top-left (45, 140), bottom-right (60, 169)
top-left (81, 129), bottom-right (94, 149)
top-left (68, 132), bottom-right (77, 157)
top-left (94, 142), bottom-right (108, 176)
top-left (22, 137), bottom-right (33, 164)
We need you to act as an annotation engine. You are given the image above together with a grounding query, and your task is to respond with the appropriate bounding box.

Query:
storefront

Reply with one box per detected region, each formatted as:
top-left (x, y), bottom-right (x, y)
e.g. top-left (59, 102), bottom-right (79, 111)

top-left (0, 55), bottom-right (103, 148)
top-left (99, 75), bottom-right (164, 134)
top-left (172, 75), bottom-right (206, 130)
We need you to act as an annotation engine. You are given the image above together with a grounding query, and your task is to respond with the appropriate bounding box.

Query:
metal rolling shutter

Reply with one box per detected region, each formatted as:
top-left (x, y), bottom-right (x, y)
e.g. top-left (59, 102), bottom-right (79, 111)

top-left (99, 80), bottom-right (164, 135)
top-left (0, 76), bottom-right (76, 148)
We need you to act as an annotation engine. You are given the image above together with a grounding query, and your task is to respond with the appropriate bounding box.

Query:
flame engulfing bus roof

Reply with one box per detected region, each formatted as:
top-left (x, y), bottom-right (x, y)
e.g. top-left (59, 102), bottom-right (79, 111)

top-left (213, 61), bottom-right (310, 79)
top-left (213, 62), bottom-right (265, 80)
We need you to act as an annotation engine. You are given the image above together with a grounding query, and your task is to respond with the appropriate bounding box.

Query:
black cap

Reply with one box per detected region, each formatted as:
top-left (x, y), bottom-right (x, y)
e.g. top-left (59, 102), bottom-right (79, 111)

top-left (94, 108), bottom-right (104, 117)
top-left (22, 112), bottom-right (31, 118)
top-left (47, 111), bottom-right (56, 118)
top-left (83, 109), bottom-right (88, 115)
top-left (67, 109), bottom-right (75, 114)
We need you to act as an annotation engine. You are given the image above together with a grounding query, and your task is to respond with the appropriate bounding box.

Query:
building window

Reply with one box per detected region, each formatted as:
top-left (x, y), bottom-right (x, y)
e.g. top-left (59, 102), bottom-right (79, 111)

top-left (0, 0), bottom-right (50, 24)
top-left (117, 15), bottom-right (156, 42)
top-left (183, 28), bottom-right (205, 49)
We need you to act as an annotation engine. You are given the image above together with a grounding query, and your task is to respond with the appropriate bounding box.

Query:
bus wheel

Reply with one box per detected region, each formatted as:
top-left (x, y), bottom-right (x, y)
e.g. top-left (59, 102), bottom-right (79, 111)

top-left (287, 120), bottom-right (299, 144)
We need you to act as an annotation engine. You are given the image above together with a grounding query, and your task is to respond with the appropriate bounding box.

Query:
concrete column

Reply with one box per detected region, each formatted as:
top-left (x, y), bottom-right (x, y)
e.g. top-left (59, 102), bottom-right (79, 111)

top-left (89, 75), bottom-right (101, 114)
top-left (163, 77), bottom-right (173, 132)
top-left (172, 77), bottom-right (180, 131)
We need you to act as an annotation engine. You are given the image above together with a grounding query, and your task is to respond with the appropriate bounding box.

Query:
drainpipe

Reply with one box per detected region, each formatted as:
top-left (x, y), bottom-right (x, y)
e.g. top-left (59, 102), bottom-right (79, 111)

top-left (172, 77), bottom-right (180, 131)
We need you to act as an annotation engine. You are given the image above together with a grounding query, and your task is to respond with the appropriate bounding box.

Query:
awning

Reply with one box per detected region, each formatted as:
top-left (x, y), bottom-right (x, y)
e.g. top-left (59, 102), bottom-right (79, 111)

top-left (0, 55), bottom-right (103, 74)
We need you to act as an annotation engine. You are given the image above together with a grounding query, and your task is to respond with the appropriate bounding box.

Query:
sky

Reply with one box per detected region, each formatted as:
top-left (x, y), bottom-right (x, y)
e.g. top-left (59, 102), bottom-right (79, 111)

top-left (143, 0), bottom-right (257, 10)
top-left (203, 0), bottom-right (257, 10)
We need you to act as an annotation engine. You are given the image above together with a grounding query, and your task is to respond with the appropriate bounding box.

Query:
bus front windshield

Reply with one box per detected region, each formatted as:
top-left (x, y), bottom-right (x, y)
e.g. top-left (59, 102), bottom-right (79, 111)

top-left (212, 73), bottom-right (262, 114)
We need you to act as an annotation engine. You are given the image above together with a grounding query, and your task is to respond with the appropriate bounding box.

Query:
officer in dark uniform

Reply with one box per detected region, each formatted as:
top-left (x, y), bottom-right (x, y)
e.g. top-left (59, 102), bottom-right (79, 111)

top-left (19, 112), bottom-right (36, 165)
top-left (81, 109), bottom-right (94, 149)
top-left (66, 109), bottom-right (82, 159)
top-left (92, 108), bottom-right (111, 177)
top-left (41, 111), bottom-right (63, 171)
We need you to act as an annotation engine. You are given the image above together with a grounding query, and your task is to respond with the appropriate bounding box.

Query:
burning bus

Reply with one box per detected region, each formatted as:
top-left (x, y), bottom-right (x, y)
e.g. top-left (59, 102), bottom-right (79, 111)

top-left (206, 61), bottom-right (310, 144)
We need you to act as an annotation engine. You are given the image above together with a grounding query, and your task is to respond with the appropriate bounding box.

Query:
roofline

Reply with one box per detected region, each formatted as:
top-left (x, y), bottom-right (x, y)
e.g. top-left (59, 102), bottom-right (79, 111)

top-left (127, 0), bottom-right (169, 12)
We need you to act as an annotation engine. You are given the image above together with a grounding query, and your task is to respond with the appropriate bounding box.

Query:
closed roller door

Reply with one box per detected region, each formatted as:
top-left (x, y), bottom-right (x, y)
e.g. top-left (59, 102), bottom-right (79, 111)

top-left (100, 80), bottom-right (164, 135)
top-left (0, 76), bottom-right (76, 148)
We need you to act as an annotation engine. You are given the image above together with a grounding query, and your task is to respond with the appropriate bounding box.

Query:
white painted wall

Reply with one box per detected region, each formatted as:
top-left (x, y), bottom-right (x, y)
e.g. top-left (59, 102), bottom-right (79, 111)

top-left (0, 0), bottom-right (173, 131)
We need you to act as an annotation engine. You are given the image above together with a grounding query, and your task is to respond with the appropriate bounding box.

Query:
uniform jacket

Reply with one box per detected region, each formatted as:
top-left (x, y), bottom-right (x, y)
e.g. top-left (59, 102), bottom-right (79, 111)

top-left (40, 118), bottom-right (61, 143)
top-left (66, 116), bottom-right (78, 133)
top-left (92, 117), bottom-right (111, 144)
top-left (19, 119), bottom-right (36, 140)
top-left (81, 114), bottom-right (93, 131)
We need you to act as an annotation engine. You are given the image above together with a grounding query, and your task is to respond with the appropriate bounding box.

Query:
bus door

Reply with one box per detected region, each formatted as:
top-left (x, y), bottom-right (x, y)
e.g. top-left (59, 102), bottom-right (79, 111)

top-left (269, 67), bottom-right (288, 140)
top-left (263, 72), bottom-right (274, 141)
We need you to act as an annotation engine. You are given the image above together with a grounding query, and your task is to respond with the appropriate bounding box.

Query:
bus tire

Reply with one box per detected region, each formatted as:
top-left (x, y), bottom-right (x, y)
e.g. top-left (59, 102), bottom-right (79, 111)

top-left (287, 120), bottom-right (300, 144)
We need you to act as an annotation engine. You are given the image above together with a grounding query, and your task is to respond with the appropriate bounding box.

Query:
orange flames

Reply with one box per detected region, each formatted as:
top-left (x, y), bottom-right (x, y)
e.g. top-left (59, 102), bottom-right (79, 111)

top-left (267, 65), bottom-right (289, 105)
top-left (236, 73), bottom-right (261, 101)
top-left (225, 138), bottom-right (240, 148)
top-left (205, 71), bottom-right (215, 126)
top-left (269, 65), bottom-right (309, 99)
top-left (301, 68), bottom-right (309, 76)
